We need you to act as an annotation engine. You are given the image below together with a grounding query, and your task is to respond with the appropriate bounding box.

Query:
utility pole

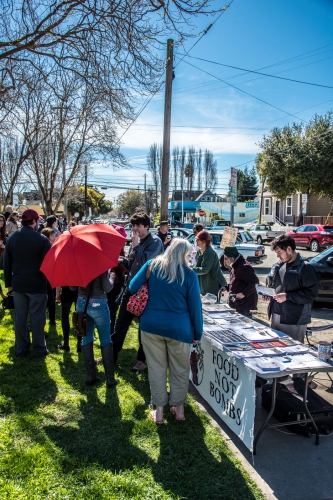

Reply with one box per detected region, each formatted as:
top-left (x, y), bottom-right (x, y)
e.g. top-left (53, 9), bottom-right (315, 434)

top-left (160, 39), bottom-right (174, 221)
top-left (144, 172), bottom-right (147, 213)
top-left (84, 163), bottom-right (88, 217)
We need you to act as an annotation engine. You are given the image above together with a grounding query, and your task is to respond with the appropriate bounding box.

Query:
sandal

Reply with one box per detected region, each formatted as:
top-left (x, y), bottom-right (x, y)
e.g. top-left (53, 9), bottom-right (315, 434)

top-left (170, 406), bottom-right (186, 422)
top-left (149, 410), bottom-right (165, 425)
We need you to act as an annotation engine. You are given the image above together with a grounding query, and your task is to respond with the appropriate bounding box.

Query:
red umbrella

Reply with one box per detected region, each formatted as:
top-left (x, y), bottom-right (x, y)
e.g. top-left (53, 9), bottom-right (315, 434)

top-left (40, 224), bottom-right (126, 288)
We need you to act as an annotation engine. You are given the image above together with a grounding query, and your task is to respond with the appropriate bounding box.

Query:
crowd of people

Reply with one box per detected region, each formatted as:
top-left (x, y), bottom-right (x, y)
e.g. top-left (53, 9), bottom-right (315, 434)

top-left (1, 205), bottom-right (319, 424)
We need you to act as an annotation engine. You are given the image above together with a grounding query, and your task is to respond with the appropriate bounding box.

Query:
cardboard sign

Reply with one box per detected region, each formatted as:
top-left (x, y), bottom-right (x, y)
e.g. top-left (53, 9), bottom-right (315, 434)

top-left (220, 226), bottom-right (238, 248)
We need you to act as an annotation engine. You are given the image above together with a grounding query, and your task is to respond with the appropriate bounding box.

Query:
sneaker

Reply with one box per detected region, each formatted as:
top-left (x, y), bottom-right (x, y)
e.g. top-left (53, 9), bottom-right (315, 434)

top-left (131, 361), bottom-right (147, 373)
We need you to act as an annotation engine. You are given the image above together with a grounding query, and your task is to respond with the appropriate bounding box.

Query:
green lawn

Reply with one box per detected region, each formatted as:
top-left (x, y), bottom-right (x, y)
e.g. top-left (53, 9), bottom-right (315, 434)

top-left (0, 296), bottom-right (265, 500)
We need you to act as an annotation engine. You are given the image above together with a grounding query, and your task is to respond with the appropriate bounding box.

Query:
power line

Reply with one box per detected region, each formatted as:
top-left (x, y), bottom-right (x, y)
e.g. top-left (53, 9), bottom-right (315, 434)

top-left (177, 56), bottom-right (307, 123)
top-left (118, 1), bottom-right (235, 141)
top-left (172, 45), bottom-right (333, 95)
top-left (179, 53), bottom-right (333, 89)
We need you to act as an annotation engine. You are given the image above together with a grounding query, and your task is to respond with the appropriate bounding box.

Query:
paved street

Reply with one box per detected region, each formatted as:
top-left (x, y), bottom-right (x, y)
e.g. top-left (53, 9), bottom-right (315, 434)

top-left (197, 242), bottom-right (333, 500)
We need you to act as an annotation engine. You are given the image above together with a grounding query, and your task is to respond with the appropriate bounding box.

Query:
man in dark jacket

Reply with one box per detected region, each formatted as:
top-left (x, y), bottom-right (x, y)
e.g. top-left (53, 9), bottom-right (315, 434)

top-left (224, 246), bottom-right (259, 317)
top-left (156, 221), bottom-right (172, 249)
top-left (267, 234), bottom-right (318, 342)
top-left (113, 212), bottom-right (164, 371)
top-left (4, 209), bottom-right (51, 357)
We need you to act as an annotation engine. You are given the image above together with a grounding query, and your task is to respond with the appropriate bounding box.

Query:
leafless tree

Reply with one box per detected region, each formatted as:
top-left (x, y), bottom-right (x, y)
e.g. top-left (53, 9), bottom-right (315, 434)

top-left (3, 66), bottom-right (125, 214)
top-left (186, 146), bottom-right (196, 191)
top-left (203, 149), bottom-right (218, 190)
top-left (179, 146), bottom-right (186, 191)
top-left (196, 148), bottom-right (203, 190)
top-left (0, 0), bottom-right (222, 100)
top-left (172, 146), bottom-right (180, 192)
top-left (147, 143), bottom-right (163, 203)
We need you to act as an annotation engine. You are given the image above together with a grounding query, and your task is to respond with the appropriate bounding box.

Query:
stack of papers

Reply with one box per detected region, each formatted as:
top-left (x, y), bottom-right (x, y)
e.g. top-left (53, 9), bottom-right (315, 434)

top-left (256, 285), bottom-right (276, 299)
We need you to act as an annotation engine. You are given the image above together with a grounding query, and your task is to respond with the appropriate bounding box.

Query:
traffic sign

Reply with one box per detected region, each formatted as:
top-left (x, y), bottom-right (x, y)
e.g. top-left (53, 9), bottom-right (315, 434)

top-left (198, 209), bottom-right (205, 217)
top-left (74, 212), bottom-right (79, 218)
top-left (302, 194), bottom-right (308, 203)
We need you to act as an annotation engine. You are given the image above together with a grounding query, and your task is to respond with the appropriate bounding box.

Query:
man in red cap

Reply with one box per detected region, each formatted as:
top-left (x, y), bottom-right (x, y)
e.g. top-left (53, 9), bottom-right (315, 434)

top-left (4, 209), bottom-right (51, 357)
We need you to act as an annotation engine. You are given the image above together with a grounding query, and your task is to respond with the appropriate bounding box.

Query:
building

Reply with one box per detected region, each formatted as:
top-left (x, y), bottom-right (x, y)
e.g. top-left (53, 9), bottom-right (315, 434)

top-left (172, 189), bottom-right (225, 203)
top-left (169, 188), bottom-right (259, 224)
top-left (260, 191), bottom-right (333, 225)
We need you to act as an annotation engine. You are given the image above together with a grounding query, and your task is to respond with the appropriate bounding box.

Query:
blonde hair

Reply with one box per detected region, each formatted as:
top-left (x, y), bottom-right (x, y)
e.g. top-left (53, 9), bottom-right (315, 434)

top-left (151, 238), bottom-right (192, 285)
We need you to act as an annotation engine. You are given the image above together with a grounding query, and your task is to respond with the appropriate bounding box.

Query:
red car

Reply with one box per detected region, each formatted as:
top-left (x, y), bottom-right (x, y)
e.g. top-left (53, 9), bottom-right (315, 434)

top-left (287, 224), bottom-right (333, 252)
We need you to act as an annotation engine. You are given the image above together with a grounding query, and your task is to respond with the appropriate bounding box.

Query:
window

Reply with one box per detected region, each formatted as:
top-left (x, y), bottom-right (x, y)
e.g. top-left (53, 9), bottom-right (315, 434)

top-left (239, 213), bottom-right (245, 218)
top-left (211, 234), bottom-right (222, 245)
top-left (286, 197), bottom-right (292, 216)
top-left (201, 197), bottom-right (205, 201)
top-left (242, 231), bottom-right (254, 242)
top-left (206, 196), bottom-right (211, 201)
top-left (264, 199), bottom-right (271, 215)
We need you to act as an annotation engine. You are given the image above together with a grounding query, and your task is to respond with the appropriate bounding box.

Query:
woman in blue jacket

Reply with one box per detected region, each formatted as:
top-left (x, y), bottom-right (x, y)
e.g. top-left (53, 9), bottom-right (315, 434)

top-left (129, 239), bottom-right (203, 424)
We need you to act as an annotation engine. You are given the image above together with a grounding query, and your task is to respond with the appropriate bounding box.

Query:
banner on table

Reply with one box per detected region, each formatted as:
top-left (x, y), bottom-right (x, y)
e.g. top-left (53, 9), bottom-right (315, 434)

top-left (190, 334), bottom-right (256, 451)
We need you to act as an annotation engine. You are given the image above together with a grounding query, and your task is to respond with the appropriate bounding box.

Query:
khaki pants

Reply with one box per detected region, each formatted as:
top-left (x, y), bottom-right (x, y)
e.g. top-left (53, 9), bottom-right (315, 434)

top-left (141, 331), bottom-right (191, 407)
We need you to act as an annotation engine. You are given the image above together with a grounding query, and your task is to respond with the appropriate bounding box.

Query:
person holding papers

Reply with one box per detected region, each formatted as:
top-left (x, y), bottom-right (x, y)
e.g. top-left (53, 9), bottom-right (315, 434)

top-left (223, 246), bottom-right (259, 318)
top-left (266, 235), bottom-right (318, 343)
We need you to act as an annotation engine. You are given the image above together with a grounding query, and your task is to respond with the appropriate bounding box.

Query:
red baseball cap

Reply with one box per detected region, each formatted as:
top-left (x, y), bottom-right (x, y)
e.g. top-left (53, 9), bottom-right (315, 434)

top-left (21, 209), bottom-right (39, 221)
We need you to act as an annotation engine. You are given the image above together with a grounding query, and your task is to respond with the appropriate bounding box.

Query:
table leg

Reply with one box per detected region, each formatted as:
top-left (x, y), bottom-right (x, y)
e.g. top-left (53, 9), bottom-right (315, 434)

top-left (302, 372), bottom-right (319, 446)
top-left (253, 377), bottom-right (277, 455)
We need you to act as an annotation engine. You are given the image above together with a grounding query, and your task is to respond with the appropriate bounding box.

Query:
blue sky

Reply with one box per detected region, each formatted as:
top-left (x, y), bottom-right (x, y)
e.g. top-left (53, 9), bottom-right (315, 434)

top-left (91, 0), bottom-right (333, 203)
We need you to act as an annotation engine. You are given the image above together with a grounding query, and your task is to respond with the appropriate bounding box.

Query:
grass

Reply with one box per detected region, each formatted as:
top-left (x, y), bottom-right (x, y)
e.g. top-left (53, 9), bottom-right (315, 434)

top-left (0, 291), bottom-right (265, 500)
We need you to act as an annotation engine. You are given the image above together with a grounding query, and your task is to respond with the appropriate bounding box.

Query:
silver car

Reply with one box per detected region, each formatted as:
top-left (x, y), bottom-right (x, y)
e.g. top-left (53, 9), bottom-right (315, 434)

top-left (187, 230), bottom-right (267, 268)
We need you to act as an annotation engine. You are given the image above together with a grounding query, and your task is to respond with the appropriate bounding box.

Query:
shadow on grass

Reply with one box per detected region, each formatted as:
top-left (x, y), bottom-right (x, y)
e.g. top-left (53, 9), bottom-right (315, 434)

top-left (0, 354), bottom-right (58, 413)
top-left (42, 387), bottom-right (258, 499)
top-left (42, 345), bottom-right (259, 499)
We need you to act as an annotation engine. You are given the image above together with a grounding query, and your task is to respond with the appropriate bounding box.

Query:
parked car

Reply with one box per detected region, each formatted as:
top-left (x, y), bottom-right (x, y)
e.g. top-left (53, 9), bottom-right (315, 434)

top-left (286, 224), bottom-right (333, 252)
top-left (169, 228), bottom-right (191, 239)
top-left (187, 230), bottom-right (267, 268)
top-left (266, 246), bottom-right (333, 303)
top-left (248, 223), bottom-right (286, 245)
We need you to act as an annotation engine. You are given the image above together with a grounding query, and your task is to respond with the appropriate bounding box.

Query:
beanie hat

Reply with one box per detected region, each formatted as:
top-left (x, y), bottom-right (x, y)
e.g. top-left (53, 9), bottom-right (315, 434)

top-left (196, 230), bottom-right (211, 242)
top-left (223, 246), bottom-right (239, 258)
top-left (21, 209), bottom-right (39, 221)
top-left (112, 224), bottom-right (127, 239)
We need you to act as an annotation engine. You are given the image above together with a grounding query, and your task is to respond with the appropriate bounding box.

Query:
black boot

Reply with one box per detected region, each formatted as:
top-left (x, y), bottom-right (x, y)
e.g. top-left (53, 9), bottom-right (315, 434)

top-left (101, 343), bottom-right (119, 388)
top-left (81, 343), bottom-right (100, 386)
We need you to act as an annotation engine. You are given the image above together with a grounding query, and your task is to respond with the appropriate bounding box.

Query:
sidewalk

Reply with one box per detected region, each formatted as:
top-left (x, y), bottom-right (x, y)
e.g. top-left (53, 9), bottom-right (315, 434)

top-left (190, 310), bottom-right (333, 500)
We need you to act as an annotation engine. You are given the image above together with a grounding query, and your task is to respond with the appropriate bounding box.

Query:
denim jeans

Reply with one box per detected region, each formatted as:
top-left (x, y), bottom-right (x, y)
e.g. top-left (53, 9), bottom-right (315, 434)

top-left (76, 296), bottom-right (111, 347)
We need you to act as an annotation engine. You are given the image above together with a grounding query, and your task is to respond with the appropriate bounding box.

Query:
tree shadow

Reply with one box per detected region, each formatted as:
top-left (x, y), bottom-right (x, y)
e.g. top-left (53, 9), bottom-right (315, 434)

top-left (0, 355), bottom-right (58, 414)
top-left (44, 385), bottom-right (150, 472)
top-left (150, 404), bottom-right (259, 500)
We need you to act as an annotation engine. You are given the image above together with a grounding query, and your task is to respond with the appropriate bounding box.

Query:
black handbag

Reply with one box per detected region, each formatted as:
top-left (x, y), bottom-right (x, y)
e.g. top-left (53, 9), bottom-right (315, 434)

top-left (2, 292), bottom-right (14, 310)
top-left (72, 282), bottom-right (93, 336)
